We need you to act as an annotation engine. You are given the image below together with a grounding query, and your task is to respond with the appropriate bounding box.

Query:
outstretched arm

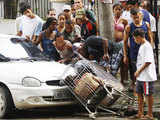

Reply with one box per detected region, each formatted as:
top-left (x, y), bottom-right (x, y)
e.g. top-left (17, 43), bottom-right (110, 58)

top-left (33, 33), bottom-right (42, 46)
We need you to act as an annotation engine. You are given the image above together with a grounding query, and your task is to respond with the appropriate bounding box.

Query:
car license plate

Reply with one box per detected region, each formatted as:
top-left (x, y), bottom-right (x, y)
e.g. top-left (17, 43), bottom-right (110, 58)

top-left (54, 90), bottom-right (72, 99)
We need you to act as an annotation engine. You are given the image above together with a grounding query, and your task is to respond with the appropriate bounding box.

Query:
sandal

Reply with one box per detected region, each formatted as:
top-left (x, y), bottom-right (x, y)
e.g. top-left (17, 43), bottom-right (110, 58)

top-left (144, 115), bottom-right (154, 120)
top-left (129, 114), bottom-right (145, 119)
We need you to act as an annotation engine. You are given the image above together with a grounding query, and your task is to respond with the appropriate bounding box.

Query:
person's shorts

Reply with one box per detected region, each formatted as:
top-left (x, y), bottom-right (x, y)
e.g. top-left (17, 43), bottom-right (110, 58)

top-left (136, 81), bottom-right (155, 96)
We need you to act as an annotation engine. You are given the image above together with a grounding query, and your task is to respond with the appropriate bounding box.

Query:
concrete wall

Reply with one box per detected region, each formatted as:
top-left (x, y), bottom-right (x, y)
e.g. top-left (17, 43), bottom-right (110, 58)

top-left (0, 19), bottom-right (16, 35)
top-left (51, 2), bottom-right (67, 18)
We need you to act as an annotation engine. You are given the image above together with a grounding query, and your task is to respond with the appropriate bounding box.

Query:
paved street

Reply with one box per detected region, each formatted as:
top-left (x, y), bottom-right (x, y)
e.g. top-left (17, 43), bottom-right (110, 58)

top-left (4, 78), bottom-right (160, 120)
top-left (2, 108), bottom-right (139, 120)
top-left (4, 107), bottom-right (160, 120)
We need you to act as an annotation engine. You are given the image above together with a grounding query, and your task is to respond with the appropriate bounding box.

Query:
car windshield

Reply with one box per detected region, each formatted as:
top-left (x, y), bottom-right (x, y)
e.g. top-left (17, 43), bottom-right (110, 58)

top-left (0, 37), bottom-right (28, 59)
top-left (20, 40), bottom-right (48, 60)
top-left (0, 36), bottom-right (48, 61)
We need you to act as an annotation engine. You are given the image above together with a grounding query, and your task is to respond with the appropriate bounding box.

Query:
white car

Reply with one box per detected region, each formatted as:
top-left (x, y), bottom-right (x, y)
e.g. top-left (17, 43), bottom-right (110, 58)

top-left (0, 34), bottom-right (76, 118)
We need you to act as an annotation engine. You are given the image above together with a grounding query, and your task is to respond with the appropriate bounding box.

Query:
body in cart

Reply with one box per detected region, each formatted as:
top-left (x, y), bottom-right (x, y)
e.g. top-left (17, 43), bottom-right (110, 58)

top-left (63, 59), bottom-right (133, 118)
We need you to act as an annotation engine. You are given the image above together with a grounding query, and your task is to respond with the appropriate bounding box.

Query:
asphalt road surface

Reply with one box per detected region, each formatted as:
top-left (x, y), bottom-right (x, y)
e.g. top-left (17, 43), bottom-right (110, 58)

top-left (3, 104), bottom-right (138, 120)
top-left (5, 105), bottom-right (159, 120)
top-left (5, 108), bottom-right (130, 120)
top-left (4, 79), bottom-right (160, 120)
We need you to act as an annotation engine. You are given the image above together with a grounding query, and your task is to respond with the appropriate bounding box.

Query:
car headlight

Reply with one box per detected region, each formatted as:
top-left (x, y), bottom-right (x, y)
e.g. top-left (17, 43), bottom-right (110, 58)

top-left (22, 77), bottom-right (41, 87)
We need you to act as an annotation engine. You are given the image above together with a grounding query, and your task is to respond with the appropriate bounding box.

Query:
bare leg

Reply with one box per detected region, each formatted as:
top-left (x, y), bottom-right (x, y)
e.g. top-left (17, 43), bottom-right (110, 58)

top-left (146, 95), bottom-right (154, 119)
top-left (137, 93), bottom-right (144, 117)
top-left (130, 93), bottom-right (144, 119)
top-left (120, 62), bottom-right (128, 85)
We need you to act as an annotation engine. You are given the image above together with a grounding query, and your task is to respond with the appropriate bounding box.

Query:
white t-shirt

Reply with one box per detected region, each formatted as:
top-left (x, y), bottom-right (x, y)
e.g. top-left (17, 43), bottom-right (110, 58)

top-left (121, 10), bottom-right (133, 25)
top-left (15, 15), bottom-right (25, 32)
top-left (136, 41), bottom-right (157, 82)
top-left (19, 15), bottom-right (43, 39)
top-left (149, 13), bottom-right (156, 32)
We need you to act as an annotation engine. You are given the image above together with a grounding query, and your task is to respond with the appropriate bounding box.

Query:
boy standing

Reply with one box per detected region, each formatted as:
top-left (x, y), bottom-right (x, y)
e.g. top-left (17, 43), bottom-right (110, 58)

top-left (132, 28), bottom-right (157, 120)
top-left (123, 8), bottom-right (153, 92)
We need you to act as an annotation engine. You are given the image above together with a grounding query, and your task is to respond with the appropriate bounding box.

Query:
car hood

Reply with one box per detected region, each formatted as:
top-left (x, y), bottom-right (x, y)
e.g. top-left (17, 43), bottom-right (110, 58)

top-left (0, 60), bottom-right (76, 82)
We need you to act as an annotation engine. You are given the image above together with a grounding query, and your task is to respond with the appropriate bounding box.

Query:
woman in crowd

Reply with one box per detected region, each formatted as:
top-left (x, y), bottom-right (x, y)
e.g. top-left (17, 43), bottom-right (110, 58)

top-left (57, 13), bottom-right (66, 33)
top-left (113, 3), bottom-right (127, 42)
top-left (33, 17), bottom-right (60, 61)
top-left (53, 32), bottom-right (73, 64)
top-left (113, 3), bottom-right (128, 85)
top-left (63, 20), bottom-right (81, 43)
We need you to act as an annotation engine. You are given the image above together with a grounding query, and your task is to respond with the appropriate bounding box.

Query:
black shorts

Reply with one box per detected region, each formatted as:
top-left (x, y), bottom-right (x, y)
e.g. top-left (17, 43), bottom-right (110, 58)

top-left (136, 81), bottom-right (155, 96)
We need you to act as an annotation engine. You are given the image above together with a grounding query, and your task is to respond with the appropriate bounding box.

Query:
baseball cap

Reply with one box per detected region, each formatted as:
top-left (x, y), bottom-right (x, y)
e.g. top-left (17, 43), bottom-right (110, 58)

top-left (63, 5), bottom-right (71, 11)
top-left (75, 8), bottom-right (86, 19)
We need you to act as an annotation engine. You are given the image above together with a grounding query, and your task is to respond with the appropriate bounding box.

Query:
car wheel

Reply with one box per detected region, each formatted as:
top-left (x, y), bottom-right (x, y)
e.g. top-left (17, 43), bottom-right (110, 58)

top-left (0, 86), bottom-right (13, 118)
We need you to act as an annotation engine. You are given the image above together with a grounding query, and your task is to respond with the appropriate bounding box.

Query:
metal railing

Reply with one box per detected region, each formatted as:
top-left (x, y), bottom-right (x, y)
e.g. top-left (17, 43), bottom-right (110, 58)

top-left (18, 0), bottom-right (52, 19)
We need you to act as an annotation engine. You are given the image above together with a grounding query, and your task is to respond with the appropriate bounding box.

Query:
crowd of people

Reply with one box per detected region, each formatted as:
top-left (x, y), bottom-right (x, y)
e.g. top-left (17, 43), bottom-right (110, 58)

top-left (16, 0), bottom-right (157, 119)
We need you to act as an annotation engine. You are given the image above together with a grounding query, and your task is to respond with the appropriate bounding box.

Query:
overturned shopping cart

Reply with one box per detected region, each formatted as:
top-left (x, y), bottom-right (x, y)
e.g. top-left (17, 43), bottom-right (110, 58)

top-left (64, 53), bottom-right (133, 118)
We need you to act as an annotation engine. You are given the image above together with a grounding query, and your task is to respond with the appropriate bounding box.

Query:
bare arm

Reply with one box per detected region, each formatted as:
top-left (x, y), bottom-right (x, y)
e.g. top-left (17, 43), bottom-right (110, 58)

top-left (134, 62), bottom-right (151, 78)
top-left (33, 33), bottom-right (42, 46)
top-left (17, 31), bottom-right (22, 36)
top-left (152, 32), bottom-right (156, 43)
top-left (119, 18), bottom-right (128, 27)
top-left (103, 38), bottom-right (109, 61)
top-left (103, 38), bottom-right (108, 55)
top-left (123, 25), bottom-right (130, 64)
top-left (59, 43), bottom-right (73, 63)
top-left (31, 35), bottom-right (38, 43)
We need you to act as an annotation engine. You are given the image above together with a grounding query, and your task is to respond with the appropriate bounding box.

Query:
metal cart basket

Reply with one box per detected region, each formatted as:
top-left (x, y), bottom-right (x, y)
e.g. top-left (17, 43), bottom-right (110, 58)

top-left (64, 52), bottom-right (133, 118)
top-left (64, 59), bottom-right (124, 118)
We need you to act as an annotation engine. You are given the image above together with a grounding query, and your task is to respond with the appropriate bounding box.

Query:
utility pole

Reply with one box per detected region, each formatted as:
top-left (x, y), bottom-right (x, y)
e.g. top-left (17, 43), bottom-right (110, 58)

top-left (97, 0), bottom-right (114, 41)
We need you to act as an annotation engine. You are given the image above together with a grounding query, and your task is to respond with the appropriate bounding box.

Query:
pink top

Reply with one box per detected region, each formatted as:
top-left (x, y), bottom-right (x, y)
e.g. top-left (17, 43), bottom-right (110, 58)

top-left (114, 17), bottom-right (125, 32)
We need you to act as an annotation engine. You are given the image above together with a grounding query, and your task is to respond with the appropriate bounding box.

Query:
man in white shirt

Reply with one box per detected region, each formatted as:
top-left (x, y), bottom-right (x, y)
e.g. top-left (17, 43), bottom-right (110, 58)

top-left (17, 2), bottom-right (43, 43)
top-left (15, 15), bottom-right (25, 33)
top-left (140, 0), bottom-right (156, 41)
top-left (120, 0), bottom-right (133, 25)
top-left (132, 28), bottom-right (157, 120)
top-left (121, 0), bottom-right (151, 26)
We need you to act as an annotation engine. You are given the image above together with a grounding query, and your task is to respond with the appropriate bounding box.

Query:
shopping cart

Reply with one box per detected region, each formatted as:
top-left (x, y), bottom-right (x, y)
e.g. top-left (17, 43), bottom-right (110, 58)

top-left (64, 51), bottom-right (133, 118)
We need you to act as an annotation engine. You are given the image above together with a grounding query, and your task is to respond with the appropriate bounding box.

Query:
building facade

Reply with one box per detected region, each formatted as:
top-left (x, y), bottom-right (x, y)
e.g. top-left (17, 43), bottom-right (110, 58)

top-left (0, 0), bottom-right (71, 19)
